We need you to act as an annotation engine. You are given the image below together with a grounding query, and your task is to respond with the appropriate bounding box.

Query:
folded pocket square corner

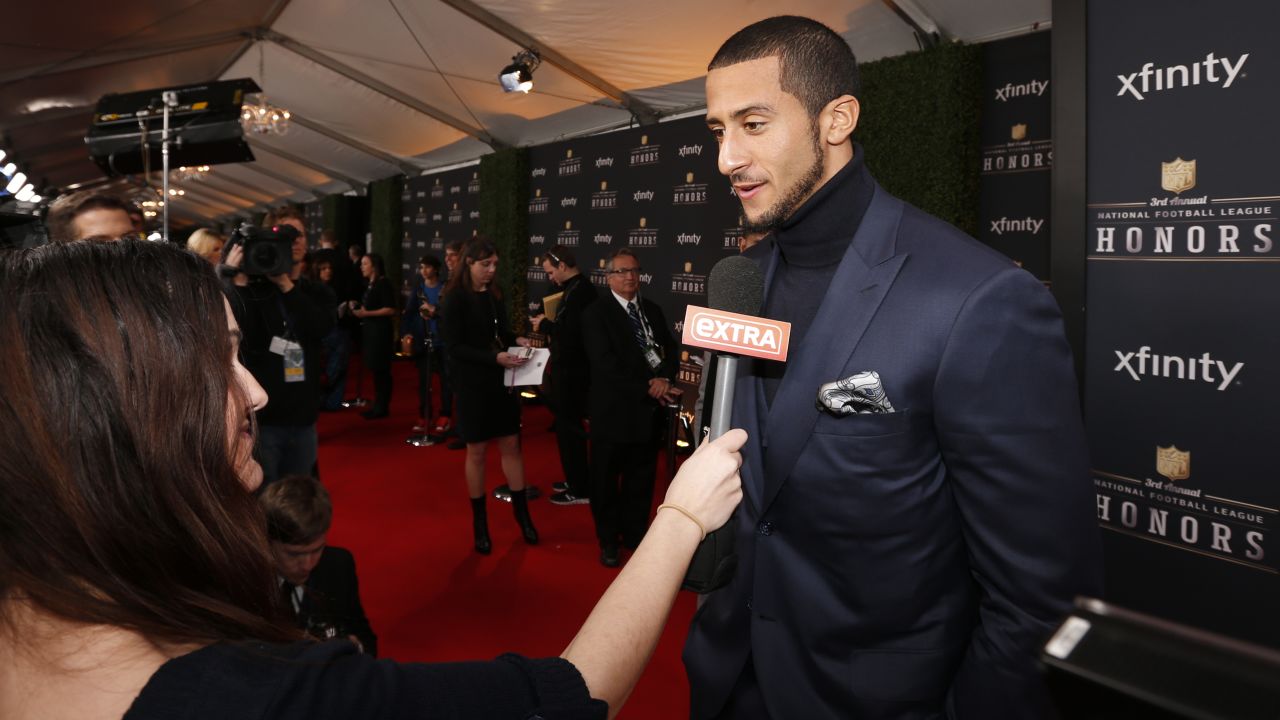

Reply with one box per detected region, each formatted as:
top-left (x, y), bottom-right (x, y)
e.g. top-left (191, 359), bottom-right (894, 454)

top-left (816, 370), bottom-right (895, 415)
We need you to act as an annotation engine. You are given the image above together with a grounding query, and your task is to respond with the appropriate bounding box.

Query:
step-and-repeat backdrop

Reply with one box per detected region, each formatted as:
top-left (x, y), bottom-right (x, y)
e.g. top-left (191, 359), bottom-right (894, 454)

top-left (980, 31), bottom-right (1052, 282)
top-left (399, 164), bottom-right (482, 285)
top-left (1086, 0), bottom-right (1278, 645)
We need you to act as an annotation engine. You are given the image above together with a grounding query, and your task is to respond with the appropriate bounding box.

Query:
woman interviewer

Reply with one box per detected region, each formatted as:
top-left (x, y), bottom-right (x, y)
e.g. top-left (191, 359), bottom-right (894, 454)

top-left (0, 240), bottom-right (744, 720)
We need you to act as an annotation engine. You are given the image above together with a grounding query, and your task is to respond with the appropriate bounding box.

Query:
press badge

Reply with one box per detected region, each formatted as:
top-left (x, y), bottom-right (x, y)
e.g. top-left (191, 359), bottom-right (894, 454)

top-left (270, 336), bottom-right (306, 383)
top-left (643, 345), bottom-right (663, 371)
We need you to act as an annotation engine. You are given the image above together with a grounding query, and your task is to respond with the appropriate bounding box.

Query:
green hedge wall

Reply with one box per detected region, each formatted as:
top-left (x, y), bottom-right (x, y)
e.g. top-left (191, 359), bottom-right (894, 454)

top-left (857, 41), bottom-right (983, 236)
top-left (479, 148), bottom-right (530, 333)
top-left (369, 176), bottom-right (404, 292)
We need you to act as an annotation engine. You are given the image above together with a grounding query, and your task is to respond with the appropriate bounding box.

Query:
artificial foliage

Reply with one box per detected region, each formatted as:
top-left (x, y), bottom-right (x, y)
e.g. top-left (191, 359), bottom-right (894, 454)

top-left (479, 147), bottom-right (531, 333)
top-left (857, 41), bottom-right (983, 236)
top-left (369, 175), bottom-right (404, 292)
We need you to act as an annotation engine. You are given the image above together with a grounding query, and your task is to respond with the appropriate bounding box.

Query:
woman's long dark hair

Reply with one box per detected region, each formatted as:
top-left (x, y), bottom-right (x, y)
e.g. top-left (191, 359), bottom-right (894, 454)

top-left (445, 237), bottom-right (501, 298)
top-left (0, 240), bottom-right (296, 644)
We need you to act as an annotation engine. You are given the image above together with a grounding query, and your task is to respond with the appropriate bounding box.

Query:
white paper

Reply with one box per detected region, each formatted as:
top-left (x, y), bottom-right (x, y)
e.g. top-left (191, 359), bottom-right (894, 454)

top-left (504, 347), bottom-right (550, 387)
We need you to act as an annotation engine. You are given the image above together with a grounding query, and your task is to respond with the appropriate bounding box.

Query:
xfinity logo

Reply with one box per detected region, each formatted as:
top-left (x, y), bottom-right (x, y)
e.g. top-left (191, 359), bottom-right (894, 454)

top-left (990, 216), bottom-right (1045, 235)
top-left (530, 234), bottom-right (546, 244)
top-left (595, 157), bottom-right (615, 168)
top-left (593, 234), bottom-right (613, 245)
top-left (639, 273), bottom-right (653, 284)
top-left (1113, 346), bottom-right (1243, 391)
top-left (679, 144), bottom-right (703, 157)
top-left (995, 79), bottom-right (1048, 101)
top-left (633, 190), bottom-right (655, 202)
top-left (531, 168), bottom-right (547, 177)
top-left (676, 233), bottom-right (702, 246)
top-left (1117, 52), bottom-right (1248, 100)
top-left (561, 197), bottom-right (578, 208)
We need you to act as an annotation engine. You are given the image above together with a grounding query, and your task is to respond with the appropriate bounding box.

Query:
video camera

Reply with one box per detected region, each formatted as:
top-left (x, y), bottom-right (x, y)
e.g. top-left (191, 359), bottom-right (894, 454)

top-left (224, 222), bottom-right (298, 277)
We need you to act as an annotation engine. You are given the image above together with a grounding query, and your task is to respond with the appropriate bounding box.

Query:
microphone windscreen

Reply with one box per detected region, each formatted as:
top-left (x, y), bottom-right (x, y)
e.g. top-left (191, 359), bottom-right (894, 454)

top-left (707, 255), bottom-right (764, 316)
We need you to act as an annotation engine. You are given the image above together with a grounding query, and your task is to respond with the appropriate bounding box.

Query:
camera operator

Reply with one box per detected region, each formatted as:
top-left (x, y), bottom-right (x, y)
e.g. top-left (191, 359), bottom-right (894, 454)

top-left (223, 208), bottom-right (336, 485)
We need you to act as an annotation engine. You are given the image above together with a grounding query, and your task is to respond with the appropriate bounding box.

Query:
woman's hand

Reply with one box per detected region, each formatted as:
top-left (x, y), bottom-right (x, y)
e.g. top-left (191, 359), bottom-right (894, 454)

top-left (661, 428), bottom-right (746, 533)
top-left (352, 307), bottom-right (367, 319)
top-left (496, 351), bottom-right (529, 369)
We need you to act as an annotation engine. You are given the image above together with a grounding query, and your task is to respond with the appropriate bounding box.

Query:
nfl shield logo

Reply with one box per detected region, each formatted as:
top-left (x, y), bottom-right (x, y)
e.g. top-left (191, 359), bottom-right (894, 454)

top-left (1155, 445), bottom-right (1191, 482)
top-left (1161, 158), bottom-right (1196, 194)
top-left (1011, 123), bottom-right (1027, 141)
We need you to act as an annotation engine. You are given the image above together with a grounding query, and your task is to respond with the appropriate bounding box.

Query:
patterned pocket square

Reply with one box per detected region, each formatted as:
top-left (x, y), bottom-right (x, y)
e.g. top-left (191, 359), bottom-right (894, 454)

top-left (816, 370), bottom-right (895, 415)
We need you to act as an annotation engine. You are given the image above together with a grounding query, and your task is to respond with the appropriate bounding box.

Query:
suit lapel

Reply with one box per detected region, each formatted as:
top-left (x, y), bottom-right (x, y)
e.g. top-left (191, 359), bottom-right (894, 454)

top-left (759, 187), bottom-right (908, 514)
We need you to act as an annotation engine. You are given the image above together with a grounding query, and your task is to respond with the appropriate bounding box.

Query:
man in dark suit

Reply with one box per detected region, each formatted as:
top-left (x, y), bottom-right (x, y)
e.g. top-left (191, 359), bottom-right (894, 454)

top-left (261, 475), bottom-right (378, 656)
top-left (531, 244), bottom-right (599, 506)
top-left (582, 248), bottom-right (681, 567)
top-left (684, 16), bottom-right (1102, 719)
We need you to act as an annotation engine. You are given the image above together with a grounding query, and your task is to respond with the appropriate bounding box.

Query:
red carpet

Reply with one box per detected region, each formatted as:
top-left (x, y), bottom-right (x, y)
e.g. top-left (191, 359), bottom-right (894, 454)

top-left (319, 359), bottom-right (695, 718)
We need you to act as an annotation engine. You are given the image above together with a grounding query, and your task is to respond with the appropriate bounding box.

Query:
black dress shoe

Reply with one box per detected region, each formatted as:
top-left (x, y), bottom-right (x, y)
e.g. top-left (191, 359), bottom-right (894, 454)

top-left (600, 545), bottom-right (620, 568)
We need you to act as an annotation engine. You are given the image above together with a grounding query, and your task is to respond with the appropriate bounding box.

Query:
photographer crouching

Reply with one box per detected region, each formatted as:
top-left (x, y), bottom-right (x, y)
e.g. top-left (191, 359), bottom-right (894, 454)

top-left (222, 208), bottom-right (336, 485)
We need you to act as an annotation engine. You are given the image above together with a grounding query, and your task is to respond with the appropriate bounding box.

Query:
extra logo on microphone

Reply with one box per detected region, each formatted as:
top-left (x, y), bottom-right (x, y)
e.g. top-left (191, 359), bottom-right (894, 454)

top-left (681, 306), bottom-right (791, 361)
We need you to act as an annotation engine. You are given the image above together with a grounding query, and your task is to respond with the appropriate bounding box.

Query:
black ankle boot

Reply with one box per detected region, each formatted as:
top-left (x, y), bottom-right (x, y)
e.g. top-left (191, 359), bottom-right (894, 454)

top-left (510, 488), bottom-right (539, 545)
top-left (470, 496), bottom-right (491, 555)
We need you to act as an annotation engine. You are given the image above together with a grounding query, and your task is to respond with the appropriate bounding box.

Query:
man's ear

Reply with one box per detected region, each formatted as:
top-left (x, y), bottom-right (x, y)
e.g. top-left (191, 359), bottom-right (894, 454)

top-left (821, 94), bottom-right (859, 146)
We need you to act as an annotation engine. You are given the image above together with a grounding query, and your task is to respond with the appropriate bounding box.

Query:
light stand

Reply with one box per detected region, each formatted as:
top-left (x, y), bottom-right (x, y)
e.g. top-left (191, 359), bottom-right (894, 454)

top-left (160, 90), bottom-right (177, 243)
top-left (406, 337), bottom-right (440, 447)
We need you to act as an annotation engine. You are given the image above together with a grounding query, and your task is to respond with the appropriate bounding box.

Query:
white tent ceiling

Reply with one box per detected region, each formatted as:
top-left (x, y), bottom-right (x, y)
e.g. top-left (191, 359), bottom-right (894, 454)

top-left (1, 0), bottom-right (1050, 225)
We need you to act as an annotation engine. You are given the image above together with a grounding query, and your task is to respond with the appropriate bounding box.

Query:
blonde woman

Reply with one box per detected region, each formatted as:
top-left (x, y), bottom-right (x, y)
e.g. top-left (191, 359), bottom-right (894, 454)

top-left (186, 228), bottom-right (226, 265)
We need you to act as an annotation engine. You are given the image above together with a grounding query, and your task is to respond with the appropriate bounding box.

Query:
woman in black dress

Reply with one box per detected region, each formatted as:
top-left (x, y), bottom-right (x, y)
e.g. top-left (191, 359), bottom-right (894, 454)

top-left (351, 253), bottom-right (395, 419)
top-left (440, 239), bottom-right (538, 553)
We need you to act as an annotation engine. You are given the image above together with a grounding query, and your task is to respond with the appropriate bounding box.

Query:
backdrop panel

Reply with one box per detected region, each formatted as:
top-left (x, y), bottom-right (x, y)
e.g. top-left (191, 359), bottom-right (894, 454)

top-left (401, 163), bottom-right (482, 288)
top-left (1086, 0), bottom-right (1279, 647)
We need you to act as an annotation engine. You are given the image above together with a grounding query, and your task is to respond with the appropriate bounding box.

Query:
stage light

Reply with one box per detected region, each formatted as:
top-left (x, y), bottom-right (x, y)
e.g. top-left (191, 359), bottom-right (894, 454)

top-left (0, 149), bottom-right (6, 163)
top-left (519, 389), bottom-right (538, 399)
top-left (29, 195), bottom-right (42, 204)
top-left (1, 163), bottom-right (15, 177)
top-left (499, 50), bottom-right (541, 94)
top-left (6, 172), bottom-right (27, 194)
top-left (15, 185), bottom-right (35, 202)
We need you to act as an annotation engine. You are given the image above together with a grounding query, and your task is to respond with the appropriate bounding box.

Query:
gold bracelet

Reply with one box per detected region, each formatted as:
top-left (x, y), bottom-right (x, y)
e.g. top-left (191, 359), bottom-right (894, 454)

top-left (657, 503), bottom-right (707, 541)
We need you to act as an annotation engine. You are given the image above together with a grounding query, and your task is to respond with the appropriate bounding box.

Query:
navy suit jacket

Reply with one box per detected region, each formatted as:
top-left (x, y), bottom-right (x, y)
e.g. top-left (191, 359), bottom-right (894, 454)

top-left (683, 184), bottom-right (1102, 719)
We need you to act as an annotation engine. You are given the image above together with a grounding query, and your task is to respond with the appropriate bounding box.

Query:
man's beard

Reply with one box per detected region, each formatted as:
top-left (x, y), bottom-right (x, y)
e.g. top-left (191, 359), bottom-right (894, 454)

top-left (739, 128), bottom-right (824, 234)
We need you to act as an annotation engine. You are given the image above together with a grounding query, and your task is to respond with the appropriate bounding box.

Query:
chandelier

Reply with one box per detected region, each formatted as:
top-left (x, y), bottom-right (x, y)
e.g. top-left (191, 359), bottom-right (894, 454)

top-left (241, 44), bottom-right (290, 136)
top-left (171, 165), bottom-right (210, 183)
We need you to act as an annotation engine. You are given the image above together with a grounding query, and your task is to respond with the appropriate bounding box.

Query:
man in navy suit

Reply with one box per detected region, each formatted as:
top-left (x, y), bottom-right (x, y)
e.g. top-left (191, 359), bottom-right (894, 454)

top-left (683, 16), bottom-right (1102, 719)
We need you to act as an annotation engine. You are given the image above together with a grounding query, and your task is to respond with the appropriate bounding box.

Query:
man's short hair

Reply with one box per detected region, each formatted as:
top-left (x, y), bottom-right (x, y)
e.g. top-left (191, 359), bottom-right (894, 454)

top-left (260, 476), bottom-right (332, 545)
top-left (544, 244), bottom-right (577, 268)
top-left (319, 230), bottom-right (337, 248)
top-left (606, 247), bottom-right (638, 272)
top-left (418, 254), bottom-right (441, 272)
top-left (708, 16), bottom-right (860, 119)
top-left (265, 206), bottom-right (304, 228)
top-left (45, 192), bottom-right (134, 243)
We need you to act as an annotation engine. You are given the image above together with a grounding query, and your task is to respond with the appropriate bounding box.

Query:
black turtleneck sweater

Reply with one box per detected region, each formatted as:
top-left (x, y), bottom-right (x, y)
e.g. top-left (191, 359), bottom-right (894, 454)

top-left (760, 145), bottom-right (875, 408)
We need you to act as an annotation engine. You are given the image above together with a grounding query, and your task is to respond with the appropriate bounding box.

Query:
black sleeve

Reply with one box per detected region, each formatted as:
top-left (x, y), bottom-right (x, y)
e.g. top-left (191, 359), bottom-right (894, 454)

top-left (495, 297), bottom-right (517, 348)
top-left (281, 280), bottom-right (335, 341)
top-left (332, 549), bottom-right (378, 658)
top-left (441, 289), bottom-right (499, 368)
top-left (649, 302), bottom-right (679, 382)
top-left (366, 278), bottom-right (396, 312)
top-left (130, 641), bottom-right (608, 720)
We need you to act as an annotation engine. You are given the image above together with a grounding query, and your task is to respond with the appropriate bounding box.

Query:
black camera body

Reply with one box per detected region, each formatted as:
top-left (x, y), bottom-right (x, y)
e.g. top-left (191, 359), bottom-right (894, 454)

top-left (226, 222), bottom-right (298, 277)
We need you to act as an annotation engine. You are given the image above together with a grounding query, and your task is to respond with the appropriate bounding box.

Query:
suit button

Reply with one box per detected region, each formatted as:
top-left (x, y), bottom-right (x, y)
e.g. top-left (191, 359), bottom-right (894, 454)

top-left (756, 521), bottom-right (773, 536)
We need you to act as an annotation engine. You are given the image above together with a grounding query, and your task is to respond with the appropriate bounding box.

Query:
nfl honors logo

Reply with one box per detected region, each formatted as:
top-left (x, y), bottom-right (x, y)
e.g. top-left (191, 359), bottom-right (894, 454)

top-left (1161, 157), bottom-right (1196, 194)
top-left (559, 148), bottom-right (582, 176)
top-left (1011, 123), bottom-right (1027, 141)
top-left (1156, 446), bottom-right (1190, 481)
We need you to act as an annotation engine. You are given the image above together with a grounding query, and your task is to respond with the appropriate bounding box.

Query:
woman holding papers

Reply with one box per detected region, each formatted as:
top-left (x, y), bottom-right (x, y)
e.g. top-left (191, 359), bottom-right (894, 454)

top-left (440, 238), bottom-right (539, 553)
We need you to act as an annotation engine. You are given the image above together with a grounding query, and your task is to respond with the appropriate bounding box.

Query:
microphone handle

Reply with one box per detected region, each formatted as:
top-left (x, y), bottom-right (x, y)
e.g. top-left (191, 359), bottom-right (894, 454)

top-left (683, 354), bottom-right (740, 593)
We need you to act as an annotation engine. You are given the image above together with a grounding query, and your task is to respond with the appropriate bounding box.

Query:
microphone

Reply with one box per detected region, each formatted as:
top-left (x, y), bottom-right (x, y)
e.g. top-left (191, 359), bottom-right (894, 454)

top-left (682, 255), bottom-right (769, 594)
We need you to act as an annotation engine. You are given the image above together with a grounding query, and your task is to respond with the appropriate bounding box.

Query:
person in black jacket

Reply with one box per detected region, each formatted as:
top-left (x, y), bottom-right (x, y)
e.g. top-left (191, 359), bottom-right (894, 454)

top-left (224, 209), bottom-right (335, 485)
top-left (260, 476), bottom-right (377, 656)
top-left (350, 253), bottom-right (395, 419)
top-left (582, 249), bottom-right (681, 567)
top-left (440, 238), bottom-right (538, 554)
top-left (400, 254), bottom-right (451, 433)
top-left (530, 245), bottom-right (598, 506)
